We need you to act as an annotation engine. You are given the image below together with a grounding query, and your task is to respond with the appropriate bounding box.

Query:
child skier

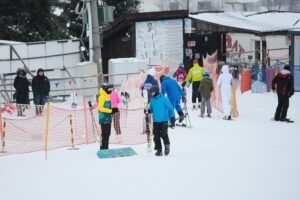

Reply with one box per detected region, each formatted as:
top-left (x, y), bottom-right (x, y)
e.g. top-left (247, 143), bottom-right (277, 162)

top-left (141, 68), bottom-right (158, 102)
top-left (149, 86), bottom-right (174, 156)
top-left (98, 83), bottom-right (114, 149)
top-left (199, 71), bottom-right (214, 118)
top-left (173, 63), bottom-right (187, 84)
top-left (110, 85), bottom-right (122, 135)
top-left (217, 65), bottom-right (233, 120)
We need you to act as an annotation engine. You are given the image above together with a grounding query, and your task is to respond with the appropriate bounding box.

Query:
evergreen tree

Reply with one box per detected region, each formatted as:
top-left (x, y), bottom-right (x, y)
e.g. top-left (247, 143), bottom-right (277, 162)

top-left (104, 0), bottom-right (140, 18)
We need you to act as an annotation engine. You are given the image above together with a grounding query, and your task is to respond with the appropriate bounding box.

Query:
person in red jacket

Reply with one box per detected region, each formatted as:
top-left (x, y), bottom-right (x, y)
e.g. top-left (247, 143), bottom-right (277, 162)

top-left (272, 65), bottom-right (294, 122)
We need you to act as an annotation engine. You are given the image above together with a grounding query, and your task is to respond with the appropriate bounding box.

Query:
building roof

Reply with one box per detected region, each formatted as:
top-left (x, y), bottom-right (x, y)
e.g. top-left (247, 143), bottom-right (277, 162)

top-left (189, 11), bottom-right (300, 34)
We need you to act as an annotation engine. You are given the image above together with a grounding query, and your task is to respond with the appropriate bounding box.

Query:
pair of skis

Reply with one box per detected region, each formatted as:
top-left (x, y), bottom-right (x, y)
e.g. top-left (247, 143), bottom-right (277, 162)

top-left (143, 89), bottom-right (153, 152)
top-left (176, 88), bottom-right (192, 128)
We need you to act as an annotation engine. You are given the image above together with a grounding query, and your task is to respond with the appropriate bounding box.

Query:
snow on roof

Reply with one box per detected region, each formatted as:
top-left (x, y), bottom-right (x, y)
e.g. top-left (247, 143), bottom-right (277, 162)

top-left (189, 12), bottom-right (300, 33)
top-left (0, 40), bottom-right (25, 45)
top-left (246, 12), bottom-right (300, 29)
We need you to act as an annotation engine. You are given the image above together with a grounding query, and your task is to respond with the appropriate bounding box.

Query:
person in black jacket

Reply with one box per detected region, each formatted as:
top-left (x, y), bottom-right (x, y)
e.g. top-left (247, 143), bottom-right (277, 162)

top-left (32, 68), bottom-right (50, 116)
top-left (272, 65), bottom-right (294, 122)
top-left (13, 68), bottom-right (31, 116)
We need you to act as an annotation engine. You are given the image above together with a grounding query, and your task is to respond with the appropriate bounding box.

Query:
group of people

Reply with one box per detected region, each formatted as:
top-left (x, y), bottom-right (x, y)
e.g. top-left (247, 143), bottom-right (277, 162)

top-left (13, 68), bottom-right (50, 116)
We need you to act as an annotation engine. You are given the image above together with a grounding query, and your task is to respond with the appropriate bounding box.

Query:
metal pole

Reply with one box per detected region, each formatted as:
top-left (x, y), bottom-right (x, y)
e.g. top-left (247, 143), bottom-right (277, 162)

top-left (84, 0), bottom-right (103, 86)
top-left (187, 0), bottom-right (189, 13)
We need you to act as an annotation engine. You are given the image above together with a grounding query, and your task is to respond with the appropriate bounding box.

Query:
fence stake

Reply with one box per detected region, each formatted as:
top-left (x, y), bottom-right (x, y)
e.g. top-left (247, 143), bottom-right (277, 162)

top-left (1, 118), bottom-right (6, 153)
top-left (68, 114), bottom-right (79, 150)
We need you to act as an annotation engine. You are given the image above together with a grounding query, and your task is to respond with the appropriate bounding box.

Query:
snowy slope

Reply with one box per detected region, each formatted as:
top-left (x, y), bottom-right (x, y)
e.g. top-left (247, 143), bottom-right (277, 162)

top-left (0, 90), bottom-right (299, 200)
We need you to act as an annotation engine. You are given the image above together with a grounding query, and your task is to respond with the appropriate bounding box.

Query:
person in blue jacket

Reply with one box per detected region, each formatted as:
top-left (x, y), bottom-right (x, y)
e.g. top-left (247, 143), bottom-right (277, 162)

top-left (142, 68), bottom-right (158, 102)
top-left (150, 86), bottom-right (174, 156)
top-left (160, 75), bottom-right (185, 123)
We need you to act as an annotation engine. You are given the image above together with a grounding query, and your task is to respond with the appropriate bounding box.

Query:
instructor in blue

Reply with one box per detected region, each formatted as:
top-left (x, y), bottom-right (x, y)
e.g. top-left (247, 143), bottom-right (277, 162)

top-left (160, 75), bottom-right (185, 124)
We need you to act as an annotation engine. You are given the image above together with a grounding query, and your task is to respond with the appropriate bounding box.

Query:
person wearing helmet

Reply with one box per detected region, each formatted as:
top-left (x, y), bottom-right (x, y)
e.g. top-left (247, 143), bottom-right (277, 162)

top-left (149, 86), bottom-right (174, 156)
top-left (173, 63), bottom-right (187, 84)
top-left (199, 71), bottom-right (214, 118)
top-left (98, 83), bottom-right (114, 149)
top-left (13, 68), bottom-right (31, 116)
top-left (160, 75), bottom-right (185, 123)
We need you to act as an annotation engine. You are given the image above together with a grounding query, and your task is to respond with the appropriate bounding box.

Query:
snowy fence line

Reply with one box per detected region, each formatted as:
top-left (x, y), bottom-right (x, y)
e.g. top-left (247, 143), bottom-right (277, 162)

top-left (0, 98), bottom-right (146, 158)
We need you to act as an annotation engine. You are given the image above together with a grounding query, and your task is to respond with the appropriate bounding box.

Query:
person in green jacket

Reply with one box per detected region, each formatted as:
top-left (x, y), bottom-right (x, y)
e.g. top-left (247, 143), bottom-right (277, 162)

top-left (199, 71), bottom-right (214, 118)
top-left (182, 59), bottom-right (205, 110)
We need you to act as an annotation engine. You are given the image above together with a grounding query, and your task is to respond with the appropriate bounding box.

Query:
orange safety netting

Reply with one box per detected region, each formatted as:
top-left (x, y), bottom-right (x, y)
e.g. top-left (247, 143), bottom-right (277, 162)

top-left (240, 69), bottom-right (252, 93)
top-left (0, 101), bottom-right (146, 157)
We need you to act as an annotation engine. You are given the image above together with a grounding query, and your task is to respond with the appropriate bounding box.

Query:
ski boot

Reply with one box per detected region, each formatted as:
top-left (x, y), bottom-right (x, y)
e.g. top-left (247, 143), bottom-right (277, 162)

top-left (164, 144), bottom-right (170, 156)
top-left (178, 112), bottom-right (185, 123)
top-left (155, 150), bottom-right (163, 156)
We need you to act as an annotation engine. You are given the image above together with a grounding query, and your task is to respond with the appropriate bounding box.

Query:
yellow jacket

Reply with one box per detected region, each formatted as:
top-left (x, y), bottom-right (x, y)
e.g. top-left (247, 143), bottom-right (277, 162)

top-left (98, 88), bottom-right (112, 114)
top-left (185, 64), bottom-right (205, 82)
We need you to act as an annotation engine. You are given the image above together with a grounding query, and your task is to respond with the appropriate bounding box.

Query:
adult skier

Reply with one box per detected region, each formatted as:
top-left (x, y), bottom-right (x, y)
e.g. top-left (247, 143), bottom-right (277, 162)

top-left (160, 75), bottom-right (185, 123)
top-left (149, 86), bottom-right (174, 156)
top-left (272, 65), bottom-right (294, 122)
top-left (182, 59), bottom-right (205, 109)
top-left (217, 65), bottom-right (233, 120)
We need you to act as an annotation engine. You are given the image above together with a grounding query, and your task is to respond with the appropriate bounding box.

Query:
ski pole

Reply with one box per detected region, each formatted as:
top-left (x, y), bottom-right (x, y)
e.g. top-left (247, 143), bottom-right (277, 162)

top-left (88, 101), bottom-right (101, 144)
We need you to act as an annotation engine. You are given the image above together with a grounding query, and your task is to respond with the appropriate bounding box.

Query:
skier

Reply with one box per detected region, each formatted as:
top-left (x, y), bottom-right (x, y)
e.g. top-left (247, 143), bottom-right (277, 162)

top-left (217, 65), bottom-right (233, 120)
top-left (182, 59), bottom-right (205, 110)
top-left (149, 86), bottom-right (174, 156)
top-left (32, 68), bottom-right (50, 116)
top-left (110, 85), bottom-right (122, 135)
top-left (141, 68), bottom-right (158, 102)
top-left (13, 68), bottom-right (30, 117)
top-left (199, 71), bottom-right (214, 118)
top-left (272, 65), bottom-right (294, 122)
top-left (98, 83), bottom-right (114, 149)
top-left (160, 75), bottom-right (185, 124)
top-left (173, 63), bottom-right (187, 84)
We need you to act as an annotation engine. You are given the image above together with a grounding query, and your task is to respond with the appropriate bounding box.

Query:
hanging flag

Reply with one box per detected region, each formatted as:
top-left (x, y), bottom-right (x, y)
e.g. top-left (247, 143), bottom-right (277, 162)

top-left (55, 82), bottom-right (60, 88)
top-left (6, 104), bottom-right (16, 115)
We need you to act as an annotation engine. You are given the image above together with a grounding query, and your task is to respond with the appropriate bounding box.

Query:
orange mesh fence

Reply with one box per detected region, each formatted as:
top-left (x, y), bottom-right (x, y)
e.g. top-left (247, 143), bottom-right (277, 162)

top-left (0, 100), bottom-right (146, 157)
top-left (240, 69), bottom-right (251, 93)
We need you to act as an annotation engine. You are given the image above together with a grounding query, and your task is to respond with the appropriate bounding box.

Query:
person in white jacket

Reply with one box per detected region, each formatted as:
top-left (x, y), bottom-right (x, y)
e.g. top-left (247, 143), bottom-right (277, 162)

top-left (217, 65), bottom-right (233, 120)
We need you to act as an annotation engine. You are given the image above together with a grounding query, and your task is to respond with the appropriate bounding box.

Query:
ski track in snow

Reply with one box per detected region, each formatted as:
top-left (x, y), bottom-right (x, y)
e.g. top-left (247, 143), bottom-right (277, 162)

top-left (0, 90), bottom-right (299, 200)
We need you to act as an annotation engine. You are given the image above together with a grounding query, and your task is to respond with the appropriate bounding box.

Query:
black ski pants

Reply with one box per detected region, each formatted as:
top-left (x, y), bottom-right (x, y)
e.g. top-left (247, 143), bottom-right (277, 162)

top-left (153, 122), bottom-right (170, 151)
top-left (100, 123), bottom-right (111, 149)
top-left (192, 81), bottom-right (201, 103)
top-left (275, 94), bottom-right (289, 120)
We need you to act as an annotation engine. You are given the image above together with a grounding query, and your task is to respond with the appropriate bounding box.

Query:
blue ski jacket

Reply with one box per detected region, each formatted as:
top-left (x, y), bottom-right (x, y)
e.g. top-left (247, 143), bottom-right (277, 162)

top-left (142, 74), bottom-right (158, 100)
top-left (150, 94), bottom-right (174, 122)
top-left (161, 76), bottom-right (185, 103)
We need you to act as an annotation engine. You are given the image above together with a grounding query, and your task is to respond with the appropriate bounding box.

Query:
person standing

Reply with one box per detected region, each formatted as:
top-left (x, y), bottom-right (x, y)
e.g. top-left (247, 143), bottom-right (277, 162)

top-left (160, 75), bottom-right (185, 124)
top-left (98, 83), bottom-right (114, 150)
top-left (199, 71), bottom-right (214, 118)
top-left (173, 63), bottom-right (187, 84)
top-left (13, 68), bottom-right (30, 117)
top-left (142, 68), bottom-right (158, 102)
top-left (32, 68), bottom-right (50, 116)
top-left (182, 59), bottom-right (205, 110)
top-left (110, 86), bottom-right (122, 135)
top-left (217, 65), bottom-right (233, 120)
top-left (272, 65), bottom-right (294, 122)
top-left (149, 86), bottom-right (174, 156)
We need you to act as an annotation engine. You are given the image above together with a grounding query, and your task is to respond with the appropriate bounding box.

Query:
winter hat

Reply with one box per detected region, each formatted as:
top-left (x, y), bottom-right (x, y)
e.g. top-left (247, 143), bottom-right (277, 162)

top-left (150, 86), bottom-right (159, 97)
top-left (284, 65), bottom-right (290, 71)
top-left (160, 75), bottom-right (165, 83)
top-left (147, 68), bottom-right (155, 76)
top-left (37, 68), bottom-right (44, 75)
top-left (203, 71), bottom-right (210, 77)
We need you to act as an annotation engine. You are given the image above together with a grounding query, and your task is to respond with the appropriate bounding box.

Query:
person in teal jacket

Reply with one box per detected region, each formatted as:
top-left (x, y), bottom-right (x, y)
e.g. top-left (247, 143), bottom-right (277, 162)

top-left (150, 86), bottom-right (174, 156)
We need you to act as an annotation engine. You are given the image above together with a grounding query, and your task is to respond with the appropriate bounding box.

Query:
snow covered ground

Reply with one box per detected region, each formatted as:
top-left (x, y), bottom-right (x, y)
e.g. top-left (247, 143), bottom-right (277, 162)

top-left (0, 90), bottom-right (299, 200)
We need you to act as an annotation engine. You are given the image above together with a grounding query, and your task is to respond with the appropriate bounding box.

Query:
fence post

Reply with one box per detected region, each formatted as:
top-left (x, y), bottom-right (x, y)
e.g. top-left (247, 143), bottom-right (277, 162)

top-left (231, 80), bottom-right (238, 118)
top-left (45, 103), bottom-right (50, 160)
top-left (1, 118), bottom-right (6, 153)
top-left (0, 107), bottom-right (2, 140)
top-left (83, 97), bottom-right (89, 144)
top-left (68, 114), bottom-right (79, 150)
